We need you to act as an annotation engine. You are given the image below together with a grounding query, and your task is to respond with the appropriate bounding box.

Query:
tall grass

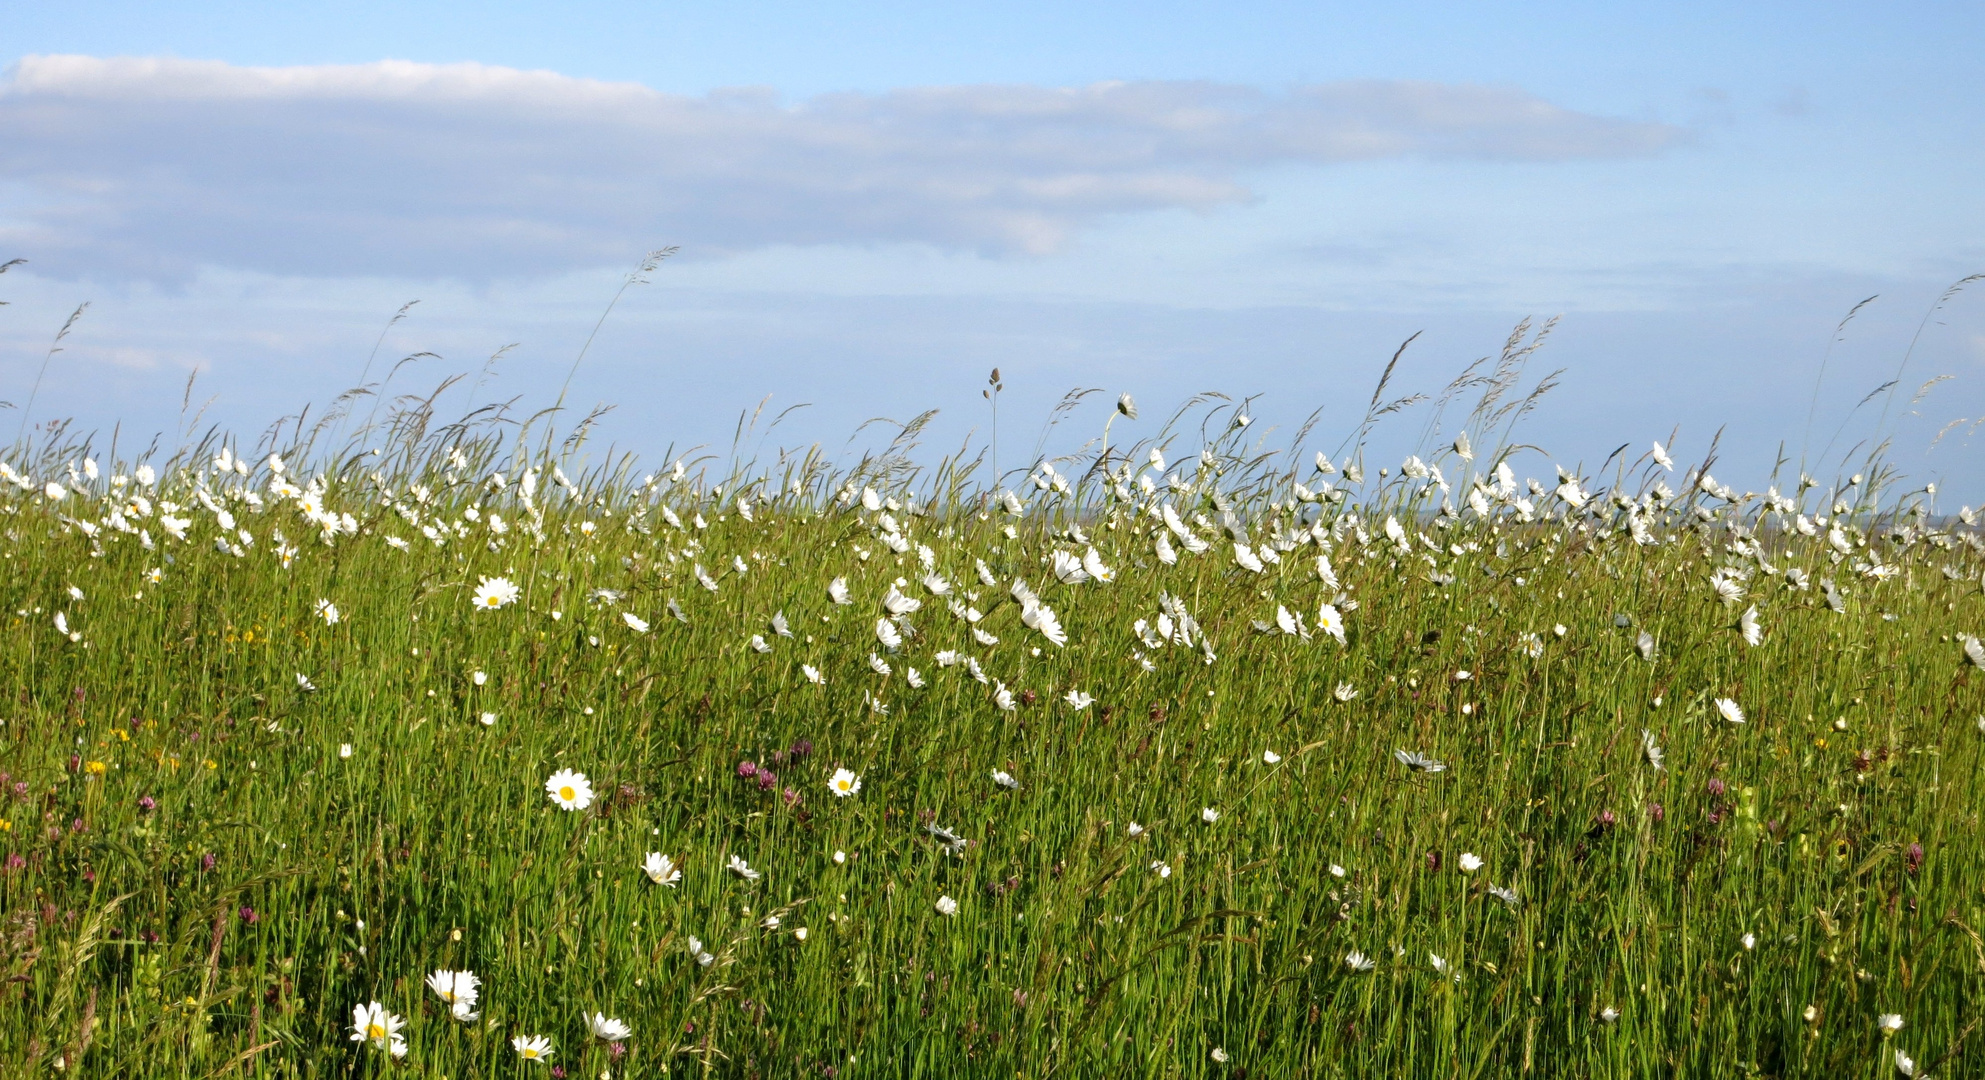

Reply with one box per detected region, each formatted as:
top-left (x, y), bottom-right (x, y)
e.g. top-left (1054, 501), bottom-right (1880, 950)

top-left (0, 349), bottom-right (1981, 1079)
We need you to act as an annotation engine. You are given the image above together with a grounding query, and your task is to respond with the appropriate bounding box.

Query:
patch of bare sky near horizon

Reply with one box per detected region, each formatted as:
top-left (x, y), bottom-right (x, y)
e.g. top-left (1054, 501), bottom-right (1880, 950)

top-left (0, 263), bottom-right (1980, 505)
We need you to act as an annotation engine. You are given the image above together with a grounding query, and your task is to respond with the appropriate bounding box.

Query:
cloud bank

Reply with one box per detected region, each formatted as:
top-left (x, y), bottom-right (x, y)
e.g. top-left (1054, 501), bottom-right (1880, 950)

top-left (0, 55), bottom-right (1684, 279)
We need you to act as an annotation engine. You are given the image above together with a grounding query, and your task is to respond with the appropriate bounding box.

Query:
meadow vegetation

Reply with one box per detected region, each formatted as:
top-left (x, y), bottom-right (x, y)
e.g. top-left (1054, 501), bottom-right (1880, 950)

top-left (1, 337), bottom-right (1982, 1078)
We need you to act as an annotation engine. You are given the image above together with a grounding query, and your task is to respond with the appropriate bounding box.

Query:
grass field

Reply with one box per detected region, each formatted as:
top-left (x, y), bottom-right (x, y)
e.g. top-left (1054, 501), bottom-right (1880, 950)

top-left (0, 386), bottom-right (1982, 1078)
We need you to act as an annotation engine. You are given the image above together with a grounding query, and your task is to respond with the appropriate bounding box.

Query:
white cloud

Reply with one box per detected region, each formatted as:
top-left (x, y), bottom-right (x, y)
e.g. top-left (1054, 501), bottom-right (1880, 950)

top-left (0, 54), bottom-right (1683, 280)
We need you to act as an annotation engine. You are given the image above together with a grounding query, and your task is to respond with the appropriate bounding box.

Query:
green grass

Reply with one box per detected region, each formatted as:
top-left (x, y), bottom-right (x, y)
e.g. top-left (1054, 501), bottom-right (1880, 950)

top-left (0, 424), bottom-right (1981, 1079)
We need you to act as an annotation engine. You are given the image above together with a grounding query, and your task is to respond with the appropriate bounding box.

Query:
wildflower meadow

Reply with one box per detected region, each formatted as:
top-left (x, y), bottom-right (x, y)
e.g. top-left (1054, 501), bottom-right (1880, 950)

top-left (1, 341), bottom-right (1982, 1078)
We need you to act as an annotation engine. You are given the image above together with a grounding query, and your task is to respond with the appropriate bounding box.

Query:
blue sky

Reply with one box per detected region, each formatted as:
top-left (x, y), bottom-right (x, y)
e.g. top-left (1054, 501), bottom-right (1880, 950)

top-left (3, 2), bottom-right (1982, 499)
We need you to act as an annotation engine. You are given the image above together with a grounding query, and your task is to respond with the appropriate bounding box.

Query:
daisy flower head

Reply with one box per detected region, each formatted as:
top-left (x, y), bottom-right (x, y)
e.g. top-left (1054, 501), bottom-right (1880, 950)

top-left (1457, 852), bottom-right (1483, 873)
top-left (1641, 729), bottom-right (1665, 771)
top-left (1739, 605), bottom-right (1762, 646)
top-left (1065, 689), bottom-right (1094, 709)
top-left (622, 611), bottom-right (650, 634)
top-left (1715, 697), bottom-right (1746, 724)
top-left (315, 599), bottom-right (341, 626)
top-left (1316, 603), bottom-right (1347, 644)
top-left (934, 895), bottom-right (959, 916)
top-left (1262, 750), bottom-right (1281, 764)
top-left (1395, 749), bottom-right (1447, 774)
top-left (875, 617), bottom-right (903, 651)
top-left (991, 769), bottom-right (1020, 790)
top-left (727, 853), bottom-right (761, 880)
top-left (472, 576), bottom-right (520, 611)
top-left (545, 768), bottom-right (594, 812)
top-left (586, 1012), bottom-right (633, 1042)
top-left (1346, 950), bottom-right (1375, 972)
top-left (512, 1034), bottom-right (555, 1063)
top-left (642, 851), bottom-right (681, 887)
top-left (425, 969), bottom-right (481, 1007)
top-left (1879, 1013), bottom-right (1904, 1034)
top-left (1201, 807), bottom-right (1220, 824)
top-left (828, 767), bottom-right (862, 797)
top-left (349, 1001), bottom-right (406, 1050)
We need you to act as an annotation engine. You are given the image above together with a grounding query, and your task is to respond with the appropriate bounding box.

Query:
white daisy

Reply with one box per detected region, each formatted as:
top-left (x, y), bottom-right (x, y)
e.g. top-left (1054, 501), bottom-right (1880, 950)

top-left (585, 1012), bottom-right (632, 1042)
top-left (1715, 697), bottom-right (1745, 724)
top-left (472, 576), bottom-right (520, 610)
top-left (512, 1034), bottom-right (554, 1063)
top-left (828, 768), bottom-right (862, 797)
top-left (1739, 605), bottom-right (1762, 646)
top-left (641, 851), bottom-right (681, 887)
top-left (1641, 729), bottom-right (1665, 771)
top-left (1394, 749), bottom-right (1446, 773)
top-left (350, 1001), bottom-right (406, 1051)
top-left (425, 969), bottom-right (481, 1008)
top-left (1317, 603), bottom-right (1346, 644)
top-left (875, 618), bottom-right (903, 651)
top-left (545, 769), bottom-right (594, 811)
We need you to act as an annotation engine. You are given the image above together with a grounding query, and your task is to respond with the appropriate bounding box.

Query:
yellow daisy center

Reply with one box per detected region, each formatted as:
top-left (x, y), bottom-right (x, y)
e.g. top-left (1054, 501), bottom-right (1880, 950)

top-left (367, 1023), bottom-right (386, 1038)
top-left (559, 786), bottom-right (576, 801)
